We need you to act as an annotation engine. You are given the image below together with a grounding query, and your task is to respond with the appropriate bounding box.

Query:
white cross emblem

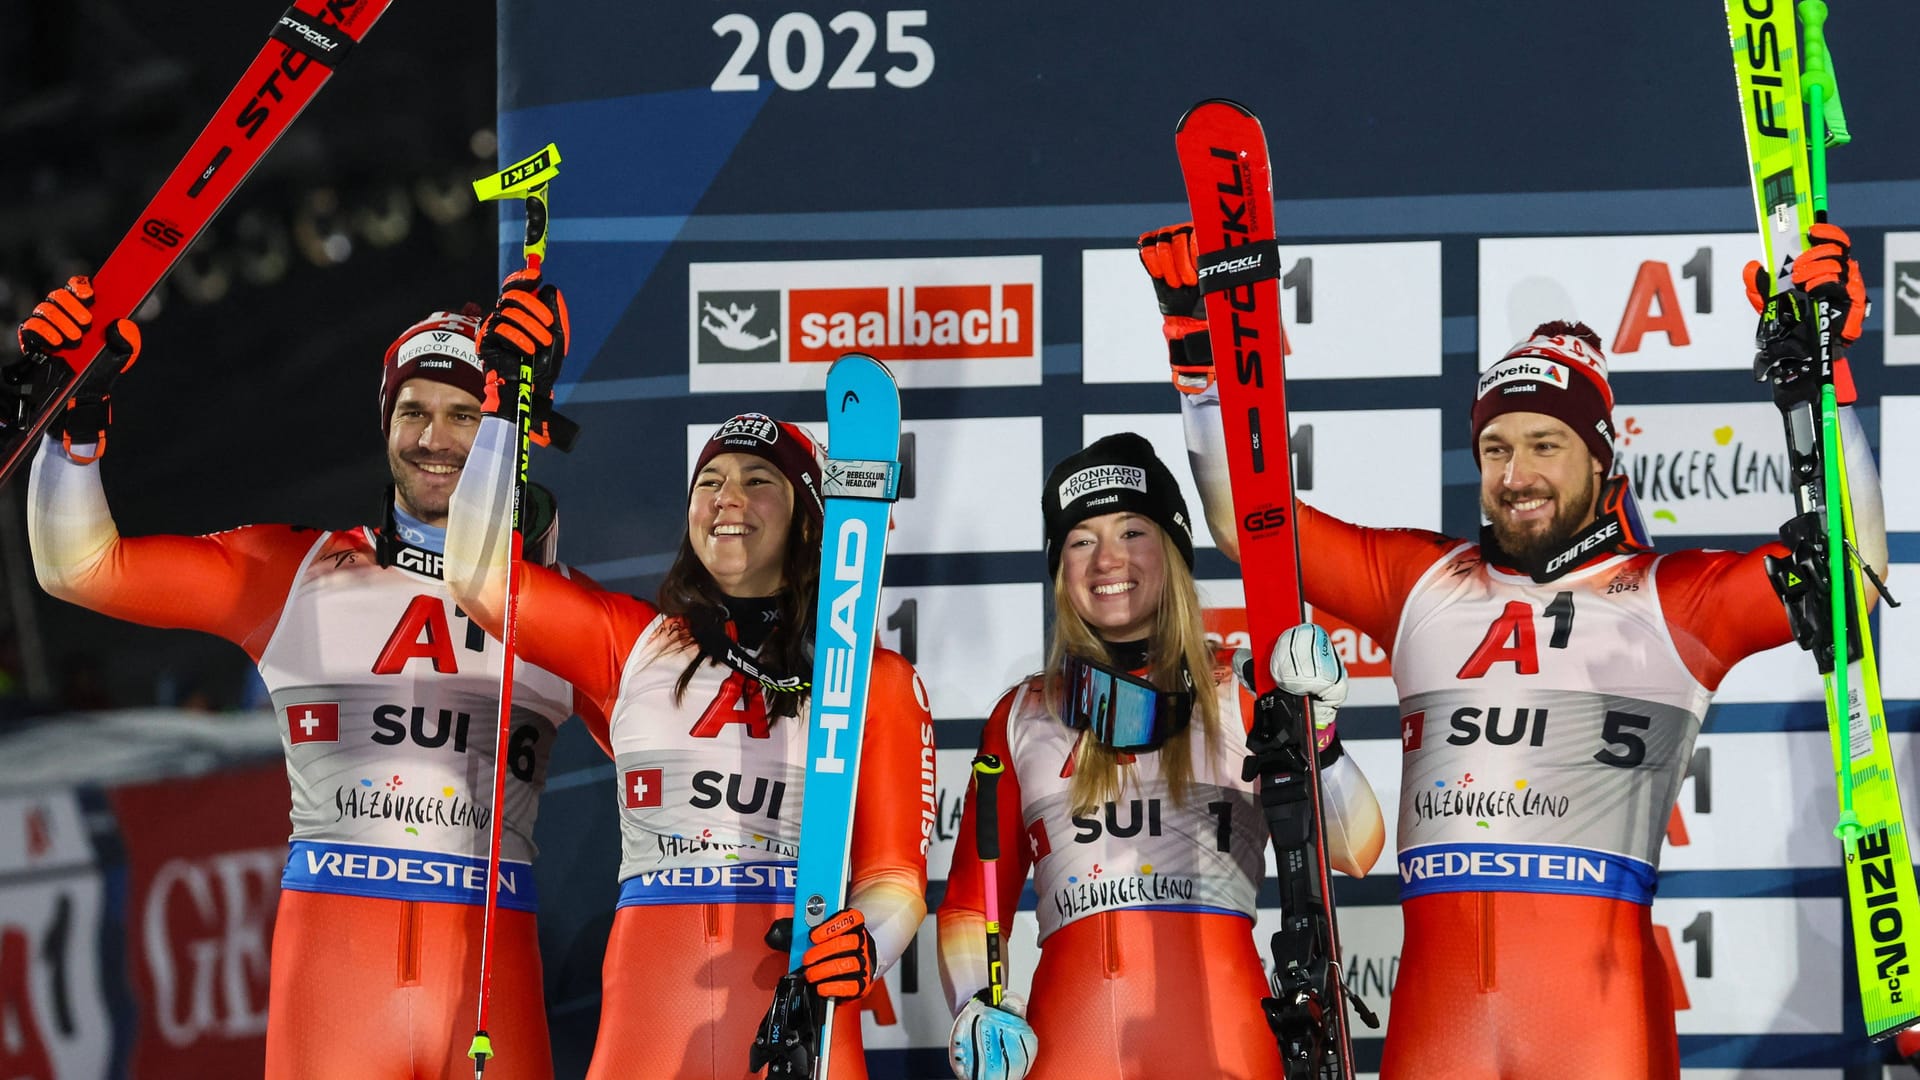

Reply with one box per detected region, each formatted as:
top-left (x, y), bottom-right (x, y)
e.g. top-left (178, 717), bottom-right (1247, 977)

top-left (630, 771), bottom-right (651, 805)
top-left (298, 709), bottom-right (322, 736)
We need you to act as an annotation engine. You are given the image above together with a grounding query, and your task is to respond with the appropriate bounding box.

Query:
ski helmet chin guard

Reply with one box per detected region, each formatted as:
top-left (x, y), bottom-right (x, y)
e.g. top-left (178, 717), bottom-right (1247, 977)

top-left (379, 305), bottom-right (486, 433)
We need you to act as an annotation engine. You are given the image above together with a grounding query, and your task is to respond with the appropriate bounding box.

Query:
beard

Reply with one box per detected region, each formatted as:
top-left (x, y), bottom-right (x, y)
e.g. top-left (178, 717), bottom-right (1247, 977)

top-left (1483, 468), bottom-right (1600, 566)
top-left (389, 446), bottom-right (462, 523)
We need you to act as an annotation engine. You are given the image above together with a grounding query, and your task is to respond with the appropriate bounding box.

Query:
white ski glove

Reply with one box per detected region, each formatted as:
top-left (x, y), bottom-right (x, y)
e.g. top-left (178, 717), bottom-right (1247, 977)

top-left (949, 993), bottom-right (1036, 1080)
top-left (1272, 623), bottom-right (1346, 753)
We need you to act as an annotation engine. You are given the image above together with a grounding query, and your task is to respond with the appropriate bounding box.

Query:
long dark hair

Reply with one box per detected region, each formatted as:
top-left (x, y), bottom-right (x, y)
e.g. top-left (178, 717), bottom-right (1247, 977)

top-left (654, 496), bottom-right (822, 720)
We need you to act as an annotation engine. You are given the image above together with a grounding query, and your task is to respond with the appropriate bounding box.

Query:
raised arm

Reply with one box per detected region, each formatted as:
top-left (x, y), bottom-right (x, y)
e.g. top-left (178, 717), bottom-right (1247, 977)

top-left (20, 281), bottom-right (309, 657)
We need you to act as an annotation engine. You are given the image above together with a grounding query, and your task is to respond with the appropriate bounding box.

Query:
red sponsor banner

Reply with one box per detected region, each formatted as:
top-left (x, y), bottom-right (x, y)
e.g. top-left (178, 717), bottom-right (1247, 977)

top-left (109, 763), bottom-right (290, 1078)
top-left (1201, 603), bottom-right (1392, 680)
top-left (788, 283), bottom-right (1034, 363)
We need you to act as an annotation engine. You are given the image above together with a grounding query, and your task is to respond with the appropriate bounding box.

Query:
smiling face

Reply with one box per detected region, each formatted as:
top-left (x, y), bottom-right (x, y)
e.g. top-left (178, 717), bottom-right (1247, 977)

top-left (385, 379), bottom-right (482, 526)
top-left (687, 452), bottom-right (796, 597)
top-left (1058, 512), bottom-right (1168, 643)
top-left (1477, 410), bottom-right (1603, 563)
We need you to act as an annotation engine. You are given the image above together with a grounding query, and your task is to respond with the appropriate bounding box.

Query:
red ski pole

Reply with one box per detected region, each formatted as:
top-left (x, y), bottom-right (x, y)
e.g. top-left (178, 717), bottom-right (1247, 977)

top-left (465, 142), bottom-right (560, 1079)
top-left (971, 753), bottom-right (1009, 1006)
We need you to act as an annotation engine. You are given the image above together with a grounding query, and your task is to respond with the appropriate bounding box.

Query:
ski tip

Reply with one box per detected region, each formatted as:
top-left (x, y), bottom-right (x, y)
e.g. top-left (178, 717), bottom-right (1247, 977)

top-left (829, 352), bottom-right (897, 384)
top-left (1175, 97), bottom-right (1255, 132)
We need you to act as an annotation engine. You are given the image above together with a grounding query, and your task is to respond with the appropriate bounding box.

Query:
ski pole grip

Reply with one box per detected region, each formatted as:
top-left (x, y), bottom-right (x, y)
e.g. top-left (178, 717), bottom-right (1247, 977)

top-left (1798, 1), bottom-right (1833, 99)
top-left (971, 754), bottom-right (1004, 862)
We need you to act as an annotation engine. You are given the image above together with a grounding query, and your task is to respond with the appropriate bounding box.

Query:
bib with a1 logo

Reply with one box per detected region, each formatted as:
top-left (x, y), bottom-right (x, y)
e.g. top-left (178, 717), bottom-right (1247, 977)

top-left (1391, 545), bottom-right (1709, 906)
top-left (607, 613), bottom-right (807, 909)
top-left (260, 527), bottom-right (573, 911)
top-left (1002, 674), bottom-right (1267, 943)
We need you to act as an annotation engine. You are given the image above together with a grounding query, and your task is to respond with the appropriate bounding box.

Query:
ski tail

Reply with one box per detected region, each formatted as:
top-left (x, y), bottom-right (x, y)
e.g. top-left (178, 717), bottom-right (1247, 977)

top-left (1728, 1), bottom-right (1920, 1041)
top-left (0, 0), bottom-right (395, 490)
top-left (1174, 98), bottom-right (1362, 1079)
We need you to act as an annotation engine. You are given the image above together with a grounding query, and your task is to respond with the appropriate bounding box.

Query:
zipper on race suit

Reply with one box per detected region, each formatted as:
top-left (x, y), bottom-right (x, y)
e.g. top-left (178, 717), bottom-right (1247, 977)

top-left (1101, 911), bottom-right (1122, 979)
top-left (705, 901), bottom-right (723, 944)
top-left (399, 899), bottom-right (422, 986)
top-left (1478, 892), bottom-right (1496, 993)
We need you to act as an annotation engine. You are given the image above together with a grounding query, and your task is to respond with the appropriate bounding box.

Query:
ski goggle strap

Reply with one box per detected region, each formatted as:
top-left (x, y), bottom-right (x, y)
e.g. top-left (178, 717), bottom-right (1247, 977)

top-left (1061, 654), bottom-right (1193, 753)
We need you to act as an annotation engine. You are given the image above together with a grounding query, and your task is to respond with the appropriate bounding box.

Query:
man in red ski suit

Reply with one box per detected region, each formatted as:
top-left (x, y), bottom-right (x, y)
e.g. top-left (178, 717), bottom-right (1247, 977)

top-left (1139, 221), bottom-right (1888, 1077)
top-left (16, 273), bottom-right (597, 1078)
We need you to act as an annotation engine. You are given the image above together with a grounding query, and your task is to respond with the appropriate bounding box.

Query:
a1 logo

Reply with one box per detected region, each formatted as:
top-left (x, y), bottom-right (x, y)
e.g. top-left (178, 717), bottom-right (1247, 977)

top-left (1612, 246), bottom-right (1712, 354)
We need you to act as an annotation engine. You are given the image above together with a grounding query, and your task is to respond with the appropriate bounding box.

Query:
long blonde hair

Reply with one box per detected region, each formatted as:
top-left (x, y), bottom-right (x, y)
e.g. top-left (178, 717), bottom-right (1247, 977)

top-left (1044, 528), bottom-right (1221, 815)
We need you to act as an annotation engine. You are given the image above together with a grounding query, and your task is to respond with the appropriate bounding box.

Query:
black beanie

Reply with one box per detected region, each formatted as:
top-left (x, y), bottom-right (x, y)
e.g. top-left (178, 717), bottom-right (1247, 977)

top-left (1042, 432), bottom-right (1195, 576)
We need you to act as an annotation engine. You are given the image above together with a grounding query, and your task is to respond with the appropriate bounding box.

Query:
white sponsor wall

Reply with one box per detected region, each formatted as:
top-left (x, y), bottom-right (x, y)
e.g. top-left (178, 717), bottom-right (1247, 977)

top-left (1082, 242), bottom-right (1444, 383)
top-left (1479, 234), bottom-right (1760, 371)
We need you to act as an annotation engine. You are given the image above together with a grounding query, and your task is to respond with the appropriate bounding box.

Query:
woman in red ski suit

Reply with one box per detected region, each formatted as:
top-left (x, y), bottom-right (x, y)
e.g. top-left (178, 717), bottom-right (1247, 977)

top-left (936, 433), bottom-right (1384, 1080)
top-left (443, 375), bottom-right (932, 1080)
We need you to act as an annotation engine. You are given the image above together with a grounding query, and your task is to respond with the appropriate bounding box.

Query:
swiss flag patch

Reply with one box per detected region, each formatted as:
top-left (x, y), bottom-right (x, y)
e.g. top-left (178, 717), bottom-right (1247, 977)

top-left (287, 702), bottom-right (339, 744)
top-left (1026, 819), bottom-right (1052, 861)
top-left (623, 768), bottom-right (664, 810)
top-left (1401, 711), bottom-right (1425, 753)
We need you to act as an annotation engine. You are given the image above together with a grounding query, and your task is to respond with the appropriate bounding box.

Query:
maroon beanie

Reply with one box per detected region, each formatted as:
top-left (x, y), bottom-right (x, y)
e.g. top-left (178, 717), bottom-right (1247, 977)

top-left (1471, 320), bottom-right (1616, 471)
top-left (379, 306), bottom-right (486, 432)
top-left (691, 413), bottom-right (826, 530)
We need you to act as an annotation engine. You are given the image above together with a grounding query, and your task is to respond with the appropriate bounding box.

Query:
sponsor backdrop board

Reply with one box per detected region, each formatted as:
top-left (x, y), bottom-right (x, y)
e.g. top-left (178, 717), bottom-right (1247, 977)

top-left (501, 4), bottom-right (1920, 1077)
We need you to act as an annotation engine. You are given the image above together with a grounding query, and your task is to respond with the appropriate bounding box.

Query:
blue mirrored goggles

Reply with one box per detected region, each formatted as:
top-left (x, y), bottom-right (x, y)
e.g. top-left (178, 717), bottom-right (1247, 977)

top-left (1060, 654), bottom-right (1194, 753)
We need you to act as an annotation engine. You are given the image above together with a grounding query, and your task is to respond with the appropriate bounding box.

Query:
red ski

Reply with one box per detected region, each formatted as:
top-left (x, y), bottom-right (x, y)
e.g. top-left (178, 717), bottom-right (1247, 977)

top-left (1174, 98), bottom-right (1366, 1079)
top-left (0, 0), bottom-right (395, 487)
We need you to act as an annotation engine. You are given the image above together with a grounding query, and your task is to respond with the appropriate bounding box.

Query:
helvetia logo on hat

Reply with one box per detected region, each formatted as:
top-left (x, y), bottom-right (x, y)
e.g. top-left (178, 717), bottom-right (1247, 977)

top-left (1057, 464), bottom-right (1149, 506)
top-left (713, 414), bottom-right (779, 445)
top-left (1477, 358), bottom-right (1569, 399)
